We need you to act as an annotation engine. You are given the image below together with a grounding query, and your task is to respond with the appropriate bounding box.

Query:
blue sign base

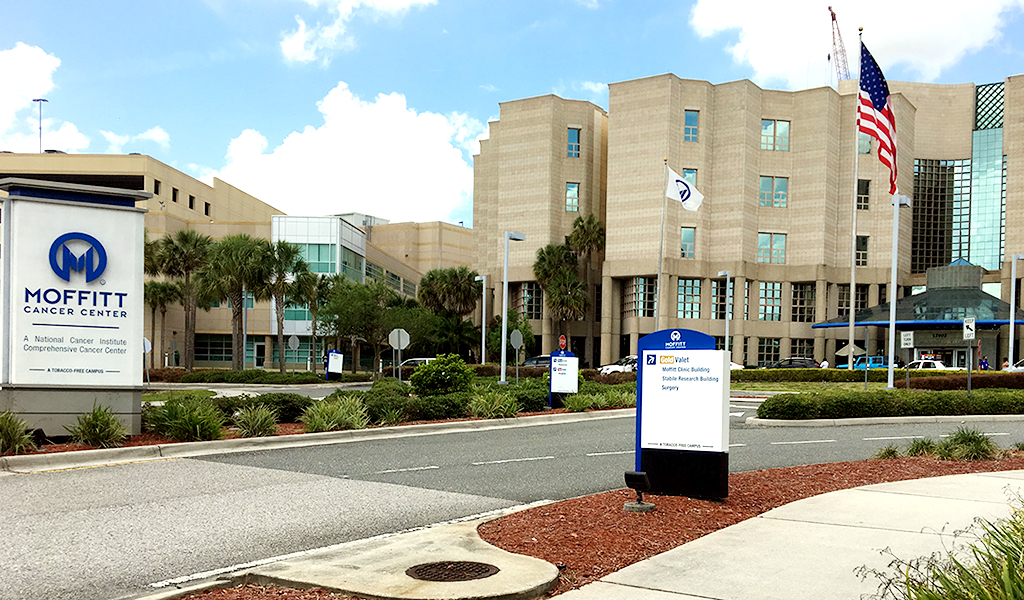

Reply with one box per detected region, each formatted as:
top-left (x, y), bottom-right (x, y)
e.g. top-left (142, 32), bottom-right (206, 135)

top-left (640, 448), bottom-right (728, 499)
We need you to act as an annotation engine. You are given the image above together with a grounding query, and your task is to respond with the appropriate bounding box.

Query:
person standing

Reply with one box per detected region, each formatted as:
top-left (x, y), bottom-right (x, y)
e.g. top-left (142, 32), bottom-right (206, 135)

top-left (980, 356), bottom-right (989, 370)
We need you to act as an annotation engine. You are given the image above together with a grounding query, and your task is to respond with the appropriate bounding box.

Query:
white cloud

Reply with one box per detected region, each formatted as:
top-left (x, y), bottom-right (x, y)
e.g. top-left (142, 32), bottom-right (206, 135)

top-left (281, 0), bottom-right (438, 64)
top-left (210, 81), bottom-right (485, 224)
top-left (690, 0), bottom-right (1024, 88)
top-left (101, 126), bottom-right (170, 153)
top-left (579, 81), bottom-right (607, 94)
top-left (573, 0), bottom-right (600, 8)
top-left (480, 83), bottom-right (499, 93)
top-left (0, 43), bottom-right (68, 152)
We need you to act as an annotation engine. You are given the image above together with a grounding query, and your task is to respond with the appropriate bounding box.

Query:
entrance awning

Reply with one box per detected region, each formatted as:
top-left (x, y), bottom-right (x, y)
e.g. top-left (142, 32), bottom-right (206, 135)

top-left (813, 287), bottom-right (1024, 329)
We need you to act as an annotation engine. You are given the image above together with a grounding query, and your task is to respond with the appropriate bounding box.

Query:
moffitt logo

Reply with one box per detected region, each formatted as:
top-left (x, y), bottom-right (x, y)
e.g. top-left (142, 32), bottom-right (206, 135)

top-left (665, 329), bottom-right (687, 349)
top-left (49, 232), bottom-right (107, 283)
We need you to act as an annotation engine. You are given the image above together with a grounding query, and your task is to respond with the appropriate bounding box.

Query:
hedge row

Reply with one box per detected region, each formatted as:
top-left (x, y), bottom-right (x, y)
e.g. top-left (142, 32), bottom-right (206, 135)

top-left (756, 388), bottom-right (1024, 420)
top-left (179, 370), bottom-right (335, 384)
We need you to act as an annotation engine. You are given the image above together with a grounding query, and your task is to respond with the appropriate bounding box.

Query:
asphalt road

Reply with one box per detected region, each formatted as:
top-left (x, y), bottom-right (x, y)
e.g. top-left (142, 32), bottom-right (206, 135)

top-left (5, 408), bottom-right (1024, 600)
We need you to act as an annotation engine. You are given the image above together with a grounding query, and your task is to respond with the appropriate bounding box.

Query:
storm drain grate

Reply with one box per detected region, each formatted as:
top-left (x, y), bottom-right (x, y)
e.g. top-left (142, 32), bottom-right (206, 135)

top-left (405, 561), bottom-right (500, 582)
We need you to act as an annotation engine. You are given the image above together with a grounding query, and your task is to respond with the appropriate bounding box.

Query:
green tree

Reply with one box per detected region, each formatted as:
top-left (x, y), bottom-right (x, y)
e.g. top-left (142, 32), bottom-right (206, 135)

top-left (567, 214), bottom-right (606, 365)
top-left (196, 234), bottom-right (270, 371)
top-left (544, 269), bottom-right (589, 339)
top-left (292, 272), bottom-right (332, 372)
top-left (417, 266), bottom-right (481, 317)
top-left (321, 278), bottom-right (404, 377)
top-left (143, 281), bottom-right (180, 370)
top-left (156, 230), bottom-right (213, 372)
top-left (532, 244), bottom-right (578, 287)
top-left (486, 307), bottom-right (537, 364)
top-left (261, 241), bottom-right (310, 373)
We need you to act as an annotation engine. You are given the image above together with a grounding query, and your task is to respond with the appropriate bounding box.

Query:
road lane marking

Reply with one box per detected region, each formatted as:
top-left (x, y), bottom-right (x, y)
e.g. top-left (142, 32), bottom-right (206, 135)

top-left (586, 450), bottom-right (633, 457)
top-left (376, 465), bottom-right (440, 474)
top-left (729, 412), bottom-right (744, 417)
top-left (729, 443), bottom-right (747, 448)
top-left (939, 432), bottom-right (1009, 437)
top-left (472, 456), bottom-right (555, 466)
top-left (863, 436), bottom-right (926, 441)
top-left (770, 439), bottom-right (836, 445)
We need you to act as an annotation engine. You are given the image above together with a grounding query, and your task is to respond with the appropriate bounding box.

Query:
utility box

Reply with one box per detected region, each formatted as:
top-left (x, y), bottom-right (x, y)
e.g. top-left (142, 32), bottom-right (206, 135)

top-left (0, 178), bottom-right (150, 435)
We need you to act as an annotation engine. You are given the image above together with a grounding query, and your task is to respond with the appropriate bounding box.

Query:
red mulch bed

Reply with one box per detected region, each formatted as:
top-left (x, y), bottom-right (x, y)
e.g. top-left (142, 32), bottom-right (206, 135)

top-left (170, 454), bottom-right (1024, 599)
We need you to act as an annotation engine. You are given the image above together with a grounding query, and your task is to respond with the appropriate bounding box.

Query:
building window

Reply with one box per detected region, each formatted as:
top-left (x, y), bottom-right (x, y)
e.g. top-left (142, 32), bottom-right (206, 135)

top-left (567, 128), bottom-right (580, 157)
top-left (757, 232), bottom-right (786, 264)
top-left (340, 247), bottom-right (363, 281)
top-left (518, 282), bottom-right (543, 320)
top-left (712, 279), bottom-right (733, 320)
top-left (760, 119), bottom-right (790, 151)
top-left (188, 193), bottom-right (195, 207)
top-left (857, 179), bottom-right (870, 210)
top-left (836, 283), bottom-right (869, 318)
top-left (791, 283), bottom-right (816, 322)
top-left (172, 188), bottom-right (179, 203)
top-left (622, 276), bottom-right (657, 318)
top-left (758, 338), bottom-right (781, 367)
top-left (856, 236), bottom-right (869, 267)
top-left (204, 202), bottom-right (210, 216)
top-left (791, 338), bottom-right (814, 358)
top-left (858, 131), bottom-right (872, 154)
top-left (299, 243), bottom-right (338, 274)
top-left (715, 336), bottom-right (733, 352)
top-left (681, 168), bottom-right (697, 186)
top-left (758, 281), bottom-right (782, 321)
top-left (284, 303), bottom-right (311, 322)
top-left (680, 227), bottom-right (695, 258)
top-left (759, 176), bottom-right (788, 207)
top-left (744, 280), bottom-right (750, 320)
top-left (684, 110), bottom-right (699, 142)
top-left (153, 179), bottom-right (162, 195)
top-left (855, 283), bottom-right (869, 311)
top-left (365, 261), bottom-right (384, 281)
top-left (195, 334), bottom-right (232, 362)
top-left (565, 183), bottom-right (579, 212)
top-left (676, 278), bottom-right (701, 319)
top-left (386, 272), bottom-right (402, 291)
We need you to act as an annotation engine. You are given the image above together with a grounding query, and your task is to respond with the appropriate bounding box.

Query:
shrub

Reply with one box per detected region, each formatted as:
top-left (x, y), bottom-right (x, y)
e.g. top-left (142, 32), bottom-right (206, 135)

top-left (300, 396), bottom-right (369, 432)
top-left (873, 444), bottom-right (901, 459)
top-left (0, 411), bottom-right (36, 455)
top-left (145, 396), bottom-right (225, 441)
top-left (564, 394), bottom-right (598, 412)
top-left (357, 380), bottom-right (412, 424)
top-left (937, 427), bottom-right (999, 461)
top-left (469, 390), bottom-right (520, 419)
top-left (409, 354), bottom-right (474, 396)
top-left (233, 405), bottom-right (279, 438)
top-left (906, 438), bottom-right (938, 456)
top-left (179, 370), bottom-right (323, 385)
top-left (64, 404), bottom-right (128, 448)
top-left (597, 388), bottom-right (637, 409)
top-left (508, 384), bottom-right (550, 413)
top-left (410, 392), bottom-right (471, 421)
top-left (756, 389), bottom-right (1024, 421)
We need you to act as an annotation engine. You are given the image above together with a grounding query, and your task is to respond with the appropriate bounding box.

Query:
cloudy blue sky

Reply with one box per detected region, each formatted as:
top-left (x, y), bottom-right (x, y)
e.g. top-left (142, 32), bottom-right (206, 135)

top-left (4, 0), bottom-right (1023, 226)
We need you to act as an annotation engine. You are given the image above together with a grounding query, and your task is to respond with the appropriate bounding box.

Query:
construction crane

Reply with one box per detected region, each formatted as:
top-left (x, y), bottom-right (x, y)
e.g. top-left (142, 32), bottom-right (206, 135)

top-left (829, 6), bottom-right (851, 81)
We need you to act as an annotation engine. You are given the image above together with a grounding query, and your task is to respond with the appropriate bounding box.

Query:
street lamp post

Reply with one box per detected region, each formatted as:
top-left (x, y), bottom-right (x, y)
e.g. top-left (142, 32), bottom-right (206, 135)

top-left (1010, 254), bottom-right (1024, 368)
top-left (717, 270), bottom-right (730, 361)
top-left (500, 232), bottom-right (525, 384)
top-left (32, 98), bottom-right (48, 153)
top-left (475, 275), bottom-right (486, 365)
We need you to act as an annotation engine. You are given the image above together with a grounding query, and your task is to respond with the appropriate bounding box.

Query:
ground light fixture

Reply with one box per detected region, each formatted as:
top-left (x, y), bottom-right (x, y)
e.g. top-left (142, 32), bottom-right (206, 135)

top-left (623, 470), bottom-right (655, 512)
top-left (499, 231), bottom-right (525, 384)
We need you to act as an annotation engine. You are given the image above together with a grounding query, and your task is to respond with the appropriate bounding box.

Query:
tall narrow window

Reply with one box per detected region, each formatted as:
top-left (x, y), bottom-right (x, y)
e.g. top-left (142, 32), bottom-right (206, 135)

top-left (682, 169), bottom-right (697, 186)
top-left (759, 176), bottom-right (788, 207)
top-left (757, 233), bottom-right (787, 264)
top-left (676, 279), bottom-right (701, 318)
top-left (856, 236), bottom-right (869, 266)
top-left (519, 282), bottom-right (543, 319)
top-left (172, 188), bottom-right (179, 203)
top-left (760, 119), bottom-right (790, 151)
top-left (567, 128), bottom-right (580, 157)
top-left (857, 179), bottom-right (870, 210)
top-left (154, 179), bottom-right (162, 195)
top-left (791, 283), bottom-right (816, 322)
top-left (858, 131), bottom-right (872, 154)
top-left (759, 281), bottom-right (782, 321)
top-left (680, 226), bottom-right (695, 258)
top-left (712, 279), bottom-right (733, 320)
top-left (565, 183), bottom-right (579, 212)
top-left (622, 277), bottom-right (657, 318)
top-left (684, 110), bottom-right (699, 142)
top-left (758, 338), bottom-right (781, 367)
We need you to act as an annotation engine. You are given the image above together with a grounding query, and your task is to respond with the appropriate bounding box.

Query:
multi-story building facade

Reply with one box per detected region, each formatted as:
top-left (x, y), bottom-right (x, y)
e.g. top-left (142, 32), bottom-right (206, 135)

top-left (475, 73), bottom-right (1022, 367)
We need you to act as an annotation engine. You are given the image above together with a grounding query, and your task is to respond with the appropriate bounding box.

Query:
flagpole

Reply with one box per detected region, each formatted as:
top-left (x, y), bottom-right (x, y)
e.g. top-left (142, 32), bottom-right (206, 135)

top-left (656, 158), bottom-right (668, 330)
top-left (847, 29), bottom-right (863, 370)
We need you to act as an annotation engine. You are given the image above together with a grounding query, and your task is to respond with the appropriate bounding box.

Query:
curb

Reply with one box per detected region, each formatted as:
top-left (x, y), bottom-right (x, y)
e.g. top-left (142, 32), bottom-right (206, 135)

top-left (745, 413), bottom-right (1024, 427)
top-left (0, 409), bottom-right (635, 474)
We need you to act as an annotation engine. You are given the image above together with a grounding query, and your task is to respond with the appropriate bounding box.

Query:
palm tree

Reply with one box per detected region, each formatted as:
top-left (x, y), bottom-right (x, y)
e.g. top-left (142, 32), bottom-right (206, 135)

top-left (263, 240), bottom-right (310, 373)
top-left (156, 229), bottom-right (213, 372)
top-left (532, 244), bottom-right (578, 287)
top-left (544, 269), bottom-right (589, 339)
top-left (417, 266), bottom-right (481, 317)
top-left (196, 234), bottom-right (270, 371)
top-left (532, 243), bottom-right (581, 349)
top-left (568, 214), bottom-right (606, 365)
top-left (143, 281), bottom-right (180, 369)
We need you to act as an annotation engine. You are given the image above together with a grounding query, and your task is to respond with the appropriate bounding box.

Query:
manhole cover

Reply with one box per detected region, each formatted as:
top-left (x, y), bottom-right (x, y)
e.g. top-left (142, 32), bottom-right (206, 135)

top-left (405, 561), bottom-right (500, 582)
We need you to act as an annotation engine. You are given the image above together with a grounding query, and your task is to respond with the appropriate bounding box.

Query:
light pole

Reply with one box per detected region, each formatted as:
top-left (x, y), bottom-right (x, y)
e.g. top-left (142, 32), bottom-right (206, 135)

top-left (500, 231), bottom-right (525, 384)
top-left (32, 98), bottom-right (48, 153)
top-left (475, 274), bottom-right (486, 364)
top-left (718, 270), bottom-right (730, 361)
top-left (1009, 254), bottom-right (1024, 368)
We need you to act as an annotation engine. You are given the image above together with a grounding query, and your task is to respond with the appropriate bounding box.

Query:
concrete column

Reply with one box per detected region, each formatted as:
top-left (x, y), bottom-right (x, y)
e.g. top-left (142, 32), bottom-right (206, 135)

top-left (600, 274), bottom-right (614, 365)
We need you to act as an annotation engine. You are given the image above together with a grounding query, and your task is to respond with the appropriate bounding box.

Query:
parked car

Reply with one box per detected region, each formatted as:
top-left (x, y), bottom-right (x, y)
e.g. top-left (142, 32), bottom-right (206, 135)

top-left (599, 355), bottom-right (637, 375)
top-left (853, 355), bottom-right (889, 370)
top-left (1003, 359), bottom-right (1024, 372)
top-left (520, 355), bottom-right (551, 368)
top-left (905, 359), bottom-right (952, 370)
top-left (763, 357), bottom-right (819, 369)
top-left (400, 357), bottom-right (435, 368)
top-left (730, 362), bottom-right (745, 370)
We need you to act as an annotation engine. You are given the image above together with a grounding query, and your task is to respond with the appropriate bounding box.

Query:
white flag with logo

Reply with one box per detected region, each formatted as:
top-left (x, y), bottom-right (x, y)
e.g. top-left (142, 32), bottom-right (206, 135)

top-left (666, 167), bottom-right (704, 211)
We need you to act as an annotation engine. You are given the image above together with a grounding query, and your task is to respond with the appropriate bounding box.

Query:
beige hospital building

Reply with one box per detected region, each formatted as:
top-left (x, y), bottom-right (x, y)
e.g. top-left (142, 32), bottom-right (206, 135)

top-left (0, 153), bottom-right (474, 370)
top-left (474, 73), bottom-right (1022, 368)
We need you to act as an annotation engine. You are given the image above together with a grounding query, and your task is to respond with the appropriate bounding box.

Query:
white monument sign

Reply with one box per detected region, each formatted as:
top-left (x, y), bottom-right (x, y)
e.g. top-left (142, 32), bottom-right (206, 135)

top-left (639, 349), bottom-right (729, 452)
top-left (550, 353), bottom-right (578, 394)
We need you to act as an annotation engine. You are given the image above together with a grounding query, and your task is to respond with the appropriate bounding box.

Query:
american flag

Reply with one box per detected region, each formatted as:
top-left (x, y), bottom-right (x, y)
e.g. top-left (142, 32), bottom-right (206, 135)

top-left (858, 42), bottom-right (897, 194)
